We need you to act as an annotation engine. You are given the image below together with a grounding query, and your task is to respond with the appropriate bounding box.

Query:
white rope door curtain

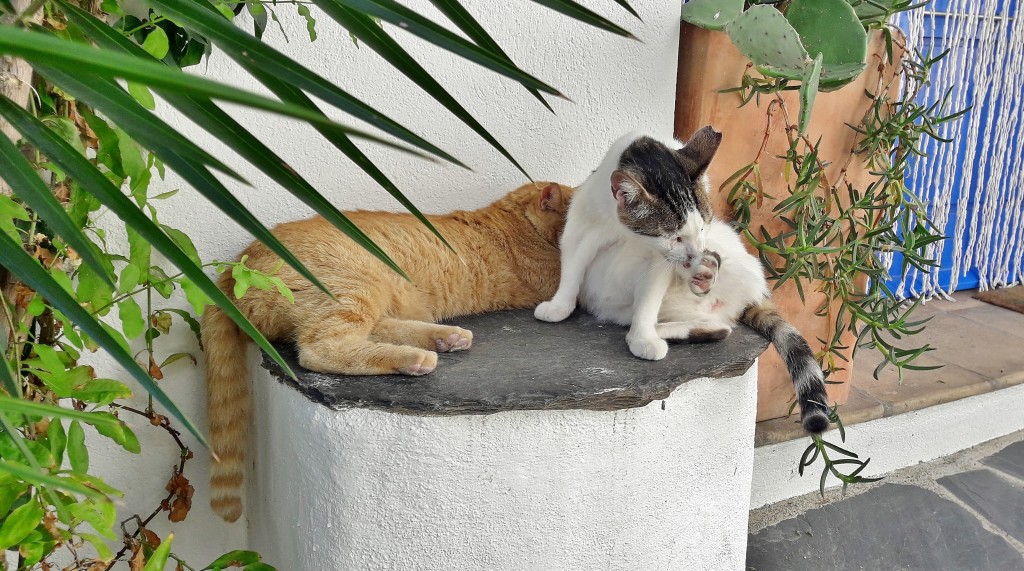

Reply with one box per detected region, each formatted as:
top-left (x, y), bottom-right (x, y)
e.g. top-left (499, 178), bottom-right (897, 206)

top-left (898, 0), bottom-right (1023, 298)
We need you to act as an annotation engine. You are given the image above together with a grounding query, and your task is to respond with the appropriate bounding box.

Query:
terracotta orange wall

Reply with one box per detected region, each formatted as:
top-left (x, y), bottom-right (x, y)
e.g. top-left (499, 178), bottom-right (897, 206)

top-left (674, 24), bottom-right (901, 421)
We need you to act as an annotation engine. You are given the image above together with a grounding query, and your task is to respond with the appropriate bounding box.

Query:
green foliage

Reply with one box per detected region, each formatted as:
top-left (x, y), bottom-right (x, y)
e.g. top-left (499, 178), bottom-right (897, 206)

top-left (202, 549), bottom-right (276, 570)
top-left (709, 3), bottom-right (965, 496)
top-left (0, 0), bottom-right (638, 567)
top-left (723, 44), bottom-right (962, 385)
top-left (799, 405), bottom-right (883, 496)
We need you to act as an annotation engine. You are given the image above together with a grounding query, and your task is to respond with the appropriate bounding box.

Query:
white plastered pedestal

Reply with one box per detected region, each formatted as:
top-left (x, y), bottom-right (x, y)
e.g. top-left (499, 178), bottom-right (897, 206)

top-left (246, 363), bottom-right (758, 571)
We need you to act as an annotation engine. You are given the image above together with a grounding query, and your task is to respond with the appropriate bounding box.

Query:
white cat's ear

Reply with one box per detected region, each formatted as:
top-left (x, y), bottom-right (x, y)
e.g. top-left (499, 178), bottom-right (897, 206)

top-left (611, 170), bottom-right (639, 208)
top-left (677, 126), bottom-right (722, 178)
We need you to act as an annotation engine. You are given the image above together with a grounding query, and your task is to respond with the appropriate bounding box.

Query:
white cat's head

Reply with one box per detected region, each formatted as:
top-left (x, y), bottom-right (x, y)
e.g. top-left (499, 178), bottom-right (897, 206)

top-left (609, 127), bottom-right (722, 264)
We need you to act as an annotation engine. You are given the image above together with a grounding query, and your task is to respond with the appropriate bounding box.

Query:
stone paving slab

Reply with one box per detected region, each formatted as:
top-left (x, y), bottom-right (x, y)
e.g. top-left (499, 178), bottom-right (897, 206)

top-left (746, 484), bottom-right (1023, 570)
top-left (938, 469), bottom-right (1024, 545)
top-left (982, 440), bottom-right (1024, 480)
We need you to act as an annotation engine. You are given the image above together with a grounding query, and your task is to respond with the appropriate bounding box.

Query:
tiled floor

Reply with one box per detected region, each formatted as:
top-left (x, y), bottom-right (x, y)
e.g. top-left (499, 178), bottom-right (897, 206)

top-left (755, 289), bottom-right (1024, 446)
top-left (747, 430), bottom-right (1024, 569)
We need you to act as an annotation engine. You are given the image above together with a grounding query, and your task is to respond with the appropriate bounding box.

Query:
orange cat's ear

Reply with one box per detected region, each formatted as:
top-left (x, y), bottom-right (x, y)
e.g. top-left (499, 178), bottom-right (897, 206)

top-left (540, 183), bottom-right (565, 211)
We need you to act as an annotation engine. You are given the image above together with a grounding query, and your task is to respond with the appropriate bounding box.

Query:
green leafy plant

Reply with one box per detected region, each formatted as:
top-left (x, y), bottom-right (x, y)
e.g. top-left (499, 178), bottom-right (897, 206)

top-left (0, 0), bottom-right (638, 567)
top-left (799, 404), bottom-right (882, 496)
top-left (681, 0), bottom-right (966, 493)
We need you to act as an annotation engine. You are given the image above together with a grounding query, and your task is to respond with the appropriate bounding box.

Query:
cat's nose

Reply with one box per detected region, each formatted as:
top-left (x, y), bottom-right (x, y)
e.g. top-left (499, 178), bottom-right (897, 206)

top-left (674, 249), bottom-right (700, 268)
top-left (685, 246), bottom-right (702, 264)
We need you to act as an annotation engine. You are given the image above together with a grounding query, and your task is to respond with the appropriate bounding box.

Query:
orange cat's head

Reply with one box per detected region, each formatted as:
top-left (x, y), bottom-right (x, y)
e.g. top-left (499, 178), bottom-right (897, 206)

top-left (500, 181), bottom-right (574, 245)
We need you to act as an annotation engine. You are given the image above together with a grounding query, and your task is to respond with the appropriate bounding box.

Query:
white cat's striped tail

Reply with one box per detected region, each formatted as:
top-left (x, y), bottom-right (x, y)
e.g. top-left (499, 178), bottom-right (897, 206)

top-left (740, 299), bottom-right (830, 434)
top-left (202, 301), bottom-right (251, 522)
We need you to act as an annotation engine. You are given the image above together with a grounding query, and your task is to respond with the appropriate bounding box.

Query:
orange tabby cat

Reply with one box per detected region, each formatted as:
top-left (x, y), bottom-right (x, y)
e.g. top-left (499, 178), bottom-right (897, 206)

top-left (203, 182), bottom-right (572, 522)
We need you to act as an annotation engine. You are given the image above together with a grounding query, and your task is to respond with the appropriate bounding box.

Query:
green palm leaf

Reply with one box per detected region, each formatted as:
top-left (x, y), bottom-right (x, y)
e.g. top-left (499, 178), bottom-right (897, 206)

top-left (0, 356), bottom-right (19, 398)
top-left (609, 0), bottom-right (641, 20)
top-left (316, 4), bottom-right (530, 178)
top-left (0, 26), bottom-right (428, 159)
top-left (146, 0), bottom-right (465, 167)
top-left (0, 95), bottom-right (297, 381)
top-left (0, 395), bottom-right (121, 426)
top-left (0, 459), bottom-right (104, 499)
top-left (59, 0), bottom-right (409, 280)
top-left (246, 67), bottom-right (458, 256)
top-left (167, 95), bottom-right (413, 281)
top-left (429, 0), bottom-right (552, 111)
top-left (529, 0), bottom-right (636, 35)
top-left (332, 0), bottom-right (567, 96)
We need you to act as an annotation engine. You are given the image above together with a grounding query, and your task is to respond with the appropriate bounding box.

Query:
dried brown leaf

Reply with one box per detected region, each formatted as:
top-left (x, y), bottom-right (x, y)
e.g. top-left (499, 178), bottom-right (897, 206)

top-left (129, 542), bottom-right (145, 571)
top-left (149, 356), bottom-right (164, 381)
top-left (141, 527), bottom-right (161, 550)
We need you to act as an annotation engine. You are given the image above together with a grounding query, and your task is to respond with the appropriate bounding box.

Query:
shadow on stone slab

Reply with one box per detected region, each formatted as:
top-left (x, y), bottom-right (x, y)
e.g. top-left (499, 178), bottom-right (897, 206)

top-left (982, 440), bottom-right (1024, 481)
top-left (261, 309), bottom-right (769, 415)
top-left (746, 484), bottom-right (1023, 571)
top-left (938, 469), bottom-right (1024, 545)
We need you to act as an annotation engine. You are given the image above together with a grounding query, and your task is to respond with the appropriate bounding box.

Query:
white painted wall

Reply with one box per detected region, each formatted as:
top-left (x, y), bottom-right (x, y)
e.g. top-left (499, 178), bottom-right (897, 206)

top-left (82, 1), bottom-right (685, 566)
top-left (248, 365), bottom-right (759, 571)
top-left (751, 383), bottom-right (1024, 509)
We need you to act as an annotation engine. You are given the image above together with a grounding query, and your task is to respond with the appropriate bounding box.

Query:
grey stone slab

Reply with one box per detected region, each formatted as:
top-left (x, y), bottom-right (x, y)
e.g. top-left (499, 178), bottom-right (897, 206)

top-left (746, 484), bottom-right (1023, 571)
top-left (261, 309), bottom-right (769, 415)
top-left (982, 440), bottom-right (1024, 481)
top-left (939, 469), bottom-right (1024, 545)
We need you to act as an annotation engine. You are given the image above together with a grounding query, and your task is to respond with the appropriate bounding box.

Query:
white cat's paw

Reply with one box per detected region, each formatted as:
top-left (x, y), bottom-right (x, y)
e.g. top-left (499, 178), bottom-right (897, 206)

top-left (534, 300), bottom-right (574, 322)
top-left (689, 252), bottom-right (720, 296)
top-left (627, 334), bottom-right (668, 361)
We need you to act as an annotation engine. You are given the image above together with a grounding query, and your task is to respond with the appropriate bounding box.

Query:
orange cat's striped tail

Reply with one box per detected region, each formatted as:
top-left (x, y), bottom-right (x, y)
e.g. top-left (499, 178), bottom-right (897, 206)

top-left (202, 304), bottom-right (251, 523)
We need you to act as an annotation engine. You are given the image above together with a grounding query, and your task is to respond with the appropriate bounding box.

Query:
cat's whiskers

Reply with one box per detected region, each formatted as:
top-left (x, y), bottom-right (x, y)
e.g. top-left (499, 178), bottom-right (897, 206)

top-left (634, 257), bottom-right (672, 286)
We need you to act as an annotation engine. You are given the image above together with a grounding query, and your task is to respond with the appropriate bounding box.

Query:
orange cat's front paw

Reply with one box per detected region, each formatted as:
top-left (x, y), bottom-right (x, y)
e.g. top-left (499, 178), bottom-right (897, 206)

top-left (435, 328), bottom-right (473, 352)
top-left (397, 350), bottom-right (438, 376)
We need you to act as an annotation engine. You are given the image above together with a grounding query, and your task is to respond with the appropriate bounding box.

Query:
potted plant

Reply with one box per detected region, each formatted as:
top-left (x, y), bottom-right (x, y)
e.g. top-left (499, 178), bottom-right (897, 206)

top-left (675, 0), bottom-right (963, 488)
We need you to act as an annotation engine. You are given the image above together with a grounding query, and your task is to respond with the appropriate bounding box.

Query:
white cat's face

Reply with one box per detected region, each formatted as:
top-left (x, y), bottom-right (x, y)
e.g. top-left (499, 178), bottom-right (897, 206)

top-left (638, 211), bottom-right (706, 264)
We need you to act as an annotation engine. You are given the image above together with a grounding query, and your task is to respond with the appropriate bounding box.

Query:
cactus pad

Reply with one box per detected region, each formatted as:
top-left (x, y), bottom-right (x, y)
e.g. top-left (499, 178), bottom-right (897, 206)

top-left (787, 0), bottom-right (868, 80)
top-left (726, 5), bottom-right (809, 78)
top-left (819, 62), bottom-right (869, 91)
top-left (680, 0), bottom-right (743, 31)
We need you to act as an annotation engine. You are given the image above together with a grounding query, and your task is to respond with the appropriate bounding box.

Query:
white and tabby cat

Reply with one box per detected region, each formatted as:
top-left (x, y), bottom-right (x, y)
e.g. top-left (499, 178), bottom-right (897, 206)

top-left (535, 127), bottom-right (830, 433)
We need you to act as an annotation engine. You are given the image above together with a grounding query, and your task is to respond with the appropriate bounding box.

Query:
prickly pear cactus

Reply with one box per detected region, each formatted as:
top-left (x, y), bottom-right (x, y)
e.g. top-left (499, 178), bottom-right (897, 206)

top-left (725, 5), bottom-right (809, 79)
top-left (819, 62), bottom-right (869, 92)
top-left (787, 0), bottom-right (868, 91)
top-left (686, 0), bottom-right (875, 125)
top-left (846, 0), bottom-right (895, 27)
top-left (799, 53), bottom-right (823, 134)
top-left (679, 0), bottom-right (743, 32)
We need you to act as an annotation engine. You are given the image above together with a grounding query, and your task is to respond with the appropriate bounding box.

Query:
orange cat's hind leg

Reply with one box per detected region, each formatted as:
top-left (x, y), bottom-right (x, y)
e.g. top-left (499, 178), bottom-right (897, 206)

top-left (370, 318), bottom-right (473, 353)
top-left (296, 311), bottom-right (438, 376)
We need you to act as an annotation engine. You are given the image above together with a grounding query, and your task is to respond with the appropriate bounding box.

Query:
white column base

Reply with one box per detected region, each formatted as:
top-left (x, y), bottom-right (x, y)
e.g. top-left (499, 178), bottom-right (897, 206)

top-left (247, 363), bottom-right (759, 571)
